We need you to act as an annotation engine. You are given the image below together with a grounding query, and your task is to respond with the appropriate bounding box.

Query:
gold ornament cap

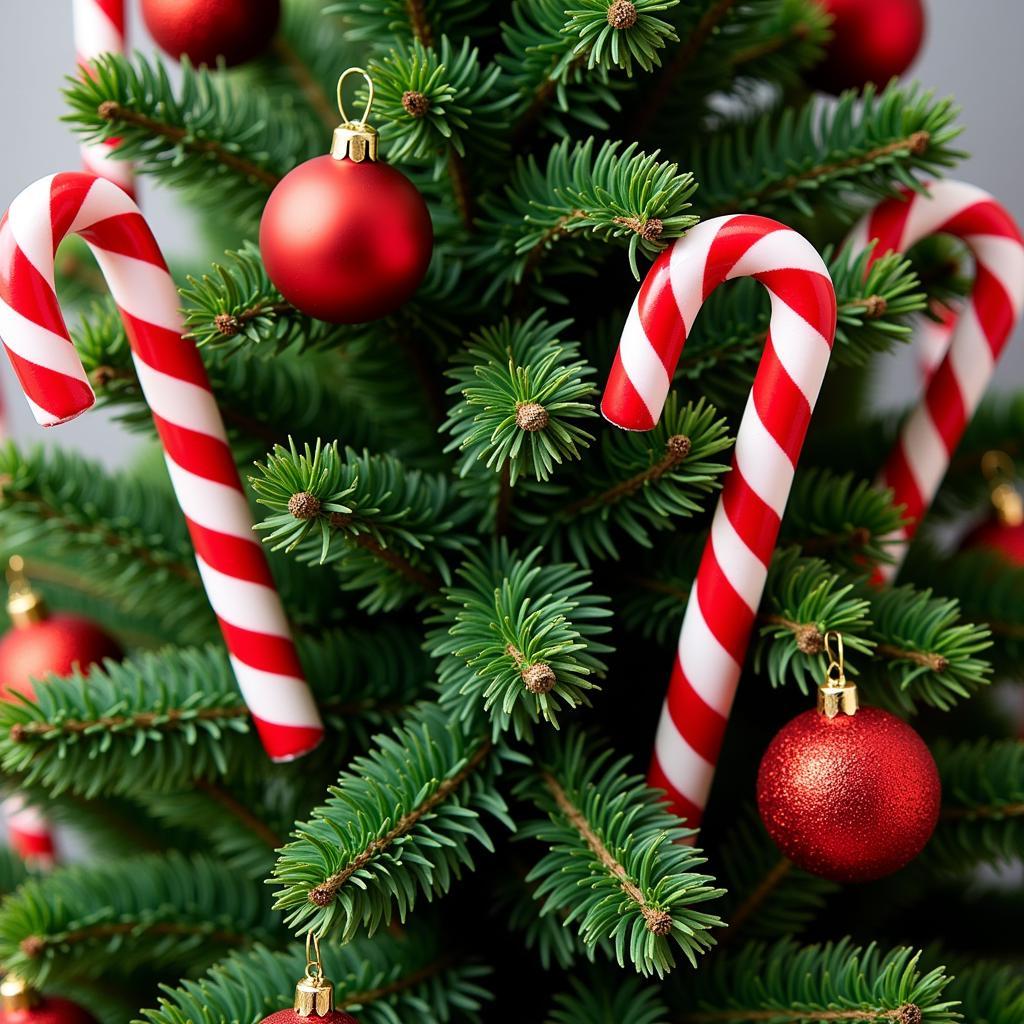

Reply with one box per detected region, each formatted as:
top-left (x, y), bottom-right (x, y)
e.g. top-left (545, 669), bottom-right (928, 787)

top-left (294, 933), bottom-right (334, 1017)
top-left (1, 975), bottom-right (39, 1012)
top-left (331, 68), bottom-right (379, 163)
top-left (6, 557), bottom-right (47, 629)
top-left (982, 450), bottom-right (1024, 526)
top-left (817, 630), bottom-right (859, 719)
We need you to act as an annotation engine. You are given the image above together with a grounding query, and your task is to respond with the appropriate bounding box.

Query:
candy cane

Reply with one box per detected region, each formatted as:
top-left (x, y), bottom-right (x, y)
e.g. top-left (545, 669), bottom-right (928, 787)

top-left (73, 0), bottom-right (134, 197)
top-left (602, 215), bottom-right (837, 826)
top-left (845, 181), bottom-right (1024, 579)
top-left (0, 172), bottom-right (323, 761)
top-left (3, 796), bottom-right (55, 867)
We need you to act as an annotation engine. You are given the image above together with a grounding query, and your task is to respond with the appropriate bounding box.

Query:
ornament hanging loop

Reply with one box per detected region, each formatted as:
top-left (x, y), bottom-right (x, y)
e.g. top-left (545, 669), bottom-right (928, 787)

top-left (294, 931), bottom-right (334, 1017)
top-left (981, 450), bottom-right (1024, 527)
top-left (818, 630), bottom-right (859, 719)
top-left (332, 68), bottom-right (378, 163)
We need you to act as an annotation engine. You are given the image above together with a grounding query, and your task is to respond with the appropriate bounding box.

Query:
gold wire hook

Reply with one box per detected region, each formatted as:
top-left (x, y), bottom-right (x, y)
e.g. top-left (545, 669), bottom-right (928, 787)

top-left (304, 931), bottom-right (323, 979)
top-left (824, 629), bottom-right (844, 683)
top-left (337, 67), bottom-right (374, 126)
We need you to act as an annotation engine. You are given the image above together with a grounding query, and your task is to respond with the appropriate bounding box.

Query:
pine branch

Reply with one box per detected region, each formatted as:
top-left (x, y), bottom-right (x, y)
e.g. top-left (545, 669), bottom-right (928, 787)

top-left (926, 738), bottom-right (1024, 871)
top-left (324, 0), bottom-right (488, 45)
top-left (945, 960), bottom-right (1024, 1024)
top-left (523, 396), bottom-right (732, 564)
top-left (694, 82), bottom-right (964, 219)
top-left (666, 939), bottom-right (959, 1024)
top-left (0, 853), bottom-right (282, 984)
top-left (252, 440), bottom-right (475, 611)
top-left (428, 544), bottom-right (613, 738)
top-left (270, 703), bottom-right (515, 939)
top-left (547, 974), bottom-right (669, 1024)
top-left (141, 927), bottom-right (490, 1024)
top-left (443, 312), bottom-right (598, 484)
top-left (0, 444), bottom-right (214, 643)
top-left (516, 730), bottom-right (724, 978)
top-left (0, 627), bottom-right (425, 798)
top-left (715, 807), bottom-right (838, 944)
top-left (482, 137), bottom-right (698, 296)
top-left (62, 54), bottom-right (320, 232)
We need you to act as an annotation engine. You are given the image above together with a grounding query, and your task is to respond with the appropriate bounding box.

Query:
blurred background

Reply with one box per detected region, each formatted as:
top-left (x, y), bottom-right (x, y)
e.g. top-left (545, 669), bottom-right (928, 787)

top-left (1, 0), bottom-right (1023, 461)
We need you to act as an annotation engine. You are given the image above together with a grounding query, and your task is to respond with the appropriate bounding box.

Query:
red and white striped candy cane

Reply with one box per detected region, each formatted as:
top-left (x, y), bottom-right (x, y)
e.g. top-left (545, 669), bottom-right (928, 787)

top-left (3, 795), bottom-right (55, 867)
top-left (846, 181), bottom-right (1024, 579)
top-left (73, 0), bottom-right (134, 197)
top-left (0, 172), bottom-right (323, 761)
top-left (602, 215), bottom-right (837, 826)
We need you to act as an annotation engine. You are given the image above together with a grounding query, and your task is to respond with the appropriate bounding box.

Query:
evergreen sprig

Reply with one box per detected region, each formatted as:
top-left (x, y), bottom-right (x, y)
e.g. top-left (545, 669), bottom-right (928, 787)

top-left (483, 136), bottom-right (699, 293)
top-left (0, 853), bottom-right (282, 984)
top-left (271, 702), bottom-right (516, 938)
top-left (927, 738), bottom-right (1024, 871)
top-left (62, 54), bottom-right (318, 231)
top-left (667, 939), bottom-right (959, 1023)
top-left (693, 81), bottom-right (964, 218)
top-left (515, 730), bottom-right (725, 978)
top-left (324, 0), bottom-right (488, 44)
top-left (443, 313), bottom-right (598, 484)
top-left (947, 960), bottom-right (1024, 1024)
top-left (565, 0), bottom-right (680, 76)
top-left (141, 927), bottom-right (490, 1024)
top-left (428, 544), bottom-right (613, 737)
top-left (524, 396), bottom-right (732, 564)
top-left (252, 441), bottom-right (473, 610)
top-left (547, 974), bottom-right (668, 1024)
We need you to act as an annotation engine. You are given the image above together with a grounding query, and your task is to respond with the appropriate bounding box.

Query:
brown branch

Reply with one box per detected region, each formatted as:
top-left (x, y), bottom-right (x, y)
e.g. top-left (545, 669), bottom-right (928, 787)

top-left (680, 1007), bottom-right (922, 1024)
top-left (874, 642), bottom-right (949, 673)
top-left (308, 740), bottom-right (493, 907)
top-left (941, 799), bottom-right (1024, 822)
top-left (759, 613), bottom-right (824, 655)
top-left (495, 462), bottom-right (512, 537)
top-left (723, 857), bottom-right (792, 939)
top-left (326, 514), bottom-right (442, 593)
top-left (21, 920), bottom-right (249, 959)
top-left (637, 0), bottom-right (740, 135)
top-left (559, 434), bottom-right (692, 518)
top-left (448, 150), bottom-right (475, 231)
top-left (211, 302), bottom-right (295, 339)
top-left (716, 132), bottom-right (931, 215)
top-left (516, 209), bottom-right (588, 296)
top-left (272, 37), bottom-right (337, 134)
top-left (513, 53), bottom-right (589, 145)
top-left (541, 771), bottom-right (672, 935)
top-left (728, 20), bottom-right (812, 68)
top-left (405, 0), bottom-right (434, 46)
top-left (10, 705), bottom-right (247, 743)
top-left (195, 779), bottom-right (283, 848)
top-left (0, 489), bottom-right (200, 585)
top-left (97, 101), bottom-right (280, 188)
top-left (339, 957), bottom-right (453, 1008)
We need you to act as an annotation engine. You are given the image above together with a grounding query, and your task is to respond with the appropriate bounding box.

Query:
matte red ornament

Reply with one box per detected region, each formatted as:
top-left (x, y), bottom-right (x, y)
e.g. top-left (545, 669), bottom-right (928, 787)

top-left (810, 0), bottom-right (925, 94)
top-left (757, 706), bottom-right (940, 882)
top-left (0, 997), bottom-right (96, 1024)
top-left (961, 518), bottom-right (1024, 565)
top-left (260, 155), bottom-right (433, 324)
top-left (0, 615), bottom-right (121, 701)
top-left (141, 0), bottom-right (280, 67)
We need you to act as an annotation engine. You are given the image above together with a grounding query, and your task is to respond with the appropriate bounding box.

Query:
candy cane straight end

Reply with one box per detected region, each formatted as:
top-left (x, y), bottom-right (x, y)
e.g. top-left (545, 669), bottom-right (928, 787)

top-left (0, 171), bottom-right (325, 762)
top-left (603, 213), bottom-right (837, 828)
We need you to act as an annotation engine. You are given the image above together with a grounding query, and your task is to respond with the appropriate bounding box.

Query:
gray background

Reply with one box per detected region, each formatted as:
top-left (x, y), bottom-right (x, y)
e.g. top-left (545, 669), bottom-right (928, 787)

top-left (0, 1), bottom-right (1023, 462)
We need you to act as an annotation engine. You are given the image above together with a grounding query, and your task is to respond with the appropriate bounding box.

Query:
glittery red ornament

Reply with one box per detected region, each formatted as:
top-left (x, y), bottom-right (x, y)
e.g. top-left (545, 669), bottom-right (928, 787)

top-left (0, 996), bottom-right (96, 1024)
top-left (141, 0), bottom-right (280, 67)
top-left (260, 155), bottom-right (433, 324)
top-left (961, 518), bottom-right (1024, 565)
top-left (259, 1012), bottom-right (358, 1024)
top-left (757, 706), bottom-right (940, 882)
top-left (810, 0), bottom-right (925, 94)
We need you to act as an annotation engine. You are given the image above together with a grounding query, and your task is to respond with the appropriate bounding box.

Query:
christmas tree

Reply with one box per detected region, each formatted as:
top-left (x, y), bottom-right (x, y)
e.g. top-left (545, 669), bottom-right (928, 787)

top-left (0, 0), bottom-right (1020, 1022)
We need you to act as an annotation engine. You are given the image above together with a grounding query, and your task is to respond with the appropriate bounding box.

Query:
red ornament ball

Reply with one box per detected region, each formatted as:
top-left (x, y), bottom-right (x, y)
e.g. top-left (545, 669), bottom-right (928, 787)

top-left (0, 996), bottom-right (96, 1024)
top-left (810, 0), bottom-right (925, 94)
top-left (260, 1012), bottom-right (358, 1024)
top-left (142, 0), bottom-right (280, 67)
top-left (961, 518), bottom-right (1024, 565)
top-left (757, 706), bottom-right (940, 882)
top-left (0, 616), bottom-right (121, 701)
top-left (259, 155), bottom-right (434, 324)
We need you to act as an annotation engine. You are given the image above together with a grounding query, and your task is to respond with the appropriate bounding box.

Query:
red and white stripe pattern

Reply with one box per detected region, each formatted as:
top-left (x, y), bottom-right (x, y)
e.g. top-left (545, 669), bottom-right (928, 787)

top-left (602, 215), bottom-right (837, 826)
top-left (846, 181), bottom-right (1024, 578)
top-left (73, 0), bottom-right (134, 197)
top-left (0, 172), bottom-right (324, 760)
top-left (3, 795), bottom-right (55, 867)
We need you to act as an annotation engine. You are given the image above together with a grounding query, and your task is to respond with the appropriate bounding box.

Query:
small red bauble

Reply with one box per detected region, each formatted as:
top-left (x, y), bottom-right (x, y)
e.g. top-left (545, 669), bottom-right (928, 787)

top-left (142, 0), bottom-right (280, 67)
top-left (757, 706), bottom-right (940, 882)
top-left (961, 518), bottom-right (1024, 565)
top-left (260, 1012), bottom-right (358, 1024)
top-left (0, 997), bottom-right (96, 1024)
top-left (810, 0), bottom-right (925, 94)
top-left (260, 155), bottom-right (433, 324)
top-left (0, 615), bottom-right (121, 701)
